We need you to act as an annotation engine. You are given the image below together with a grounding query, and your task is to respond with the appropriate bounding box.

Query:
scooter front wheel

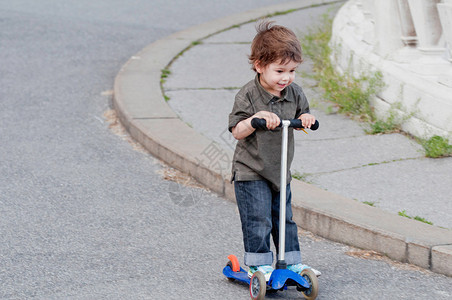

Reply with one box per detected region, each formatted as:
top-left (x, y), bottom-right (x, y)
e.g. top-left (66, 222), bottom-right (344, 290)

top-left (298, 268), bottom-right (319, 299)
top-left (249, 271), bottom-right (266, 300)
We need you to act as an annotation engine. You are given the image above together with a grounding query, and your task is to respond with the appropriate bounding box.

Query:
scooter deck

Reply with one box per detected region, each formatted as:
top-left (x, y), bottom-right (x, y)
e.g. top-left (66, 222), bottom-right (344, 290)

top-left (222, 265), bottom-right (250, 284)
top-left (223, 265), bottom-right (310, 290)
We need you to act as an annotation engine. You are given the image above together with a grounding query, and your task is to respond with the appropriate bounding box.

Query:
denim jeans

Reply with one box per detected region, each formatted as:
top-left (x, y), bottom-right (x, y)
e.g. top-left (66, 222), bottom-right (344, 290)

top-left (234, 180), bottom-right (302, 266)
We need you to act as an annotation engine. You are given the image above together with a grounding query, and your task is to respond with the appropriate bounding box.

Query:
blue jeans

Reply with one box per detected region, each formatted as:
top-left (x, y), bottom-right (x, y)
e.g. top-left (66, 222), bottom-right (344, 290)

top-left (234, 180), bottom-right (302, 266)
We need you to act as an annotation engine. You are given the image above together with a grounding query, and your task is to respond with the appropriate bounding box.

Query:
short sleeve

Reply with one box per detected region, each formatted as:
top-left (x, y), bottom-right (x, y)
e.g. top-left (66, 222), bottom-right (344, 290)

top-left (294, 85), bottom-right (310, 119)
top-left (228, 91), bottom-right (254, 132)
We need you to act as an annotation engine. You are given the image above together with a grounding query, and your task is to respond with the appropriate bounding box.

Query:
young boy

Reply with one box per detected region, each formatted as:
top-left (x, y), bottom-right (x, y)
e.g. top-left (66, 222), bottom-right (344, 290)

top-left (228, 20), bottom-right (320, 280)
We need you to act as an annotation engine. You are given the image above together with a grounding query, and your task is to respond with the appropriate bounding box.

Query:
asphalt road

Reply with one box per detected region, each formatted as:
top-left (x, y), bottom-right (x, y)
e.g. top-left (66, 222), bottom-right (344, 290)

top-left (1, 1), bottom-right (452, 299)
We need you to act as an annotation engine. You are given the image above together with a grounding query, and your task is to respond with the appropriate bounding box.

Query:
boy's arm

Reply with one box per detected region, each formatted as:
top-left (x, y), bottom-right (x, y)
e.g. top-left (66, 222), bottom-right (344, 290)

top-left (231, 111), bottom-right (280, 140)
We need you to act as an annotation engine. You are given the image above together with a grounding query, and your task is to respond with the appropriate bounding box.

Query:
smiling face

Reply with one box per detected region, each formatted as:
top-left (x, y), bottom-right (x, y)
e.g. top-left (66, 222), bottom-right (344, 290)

top-left (255, 60), bottom-right (299, 97)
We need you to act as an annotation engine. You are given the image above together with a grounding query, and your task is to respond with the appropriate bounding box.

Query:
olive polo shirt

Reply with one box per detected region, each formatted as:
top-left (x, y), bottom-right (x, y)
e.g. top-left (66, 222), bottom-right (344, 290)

top-left (228, 75), bottom-right (310, 191)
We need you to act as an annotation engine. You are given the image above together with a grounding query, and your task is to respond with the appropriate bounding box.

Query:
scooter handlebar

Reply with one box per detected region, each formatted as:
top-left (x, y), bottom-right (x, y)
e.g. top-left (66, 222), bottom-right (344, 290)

top-left (251, 118), bottom-right (319, 130)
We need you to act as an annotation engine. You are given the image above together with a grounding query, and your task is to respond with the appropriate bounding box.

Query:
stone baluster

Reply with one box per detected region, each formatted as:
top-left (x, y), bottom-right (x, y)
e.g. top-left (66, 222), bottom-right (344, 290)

top-left (373, 0), bottom-right (404, 57)
top-left (437, 1), bottom-right (452, 86)
top-left (407, 0), bottom-right (444, 54)
top-left (397, 0), bottom-right (418, 46)
top-left (438, 1), bottom-right (452, 61)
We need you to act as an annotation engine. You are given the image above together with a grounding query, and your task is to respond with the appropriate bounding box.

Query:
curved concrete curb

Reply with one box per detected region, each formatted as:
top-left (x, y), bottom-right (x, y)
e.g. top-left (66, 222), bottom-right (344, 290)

top-left (113, 0), bottom-right (452, 276)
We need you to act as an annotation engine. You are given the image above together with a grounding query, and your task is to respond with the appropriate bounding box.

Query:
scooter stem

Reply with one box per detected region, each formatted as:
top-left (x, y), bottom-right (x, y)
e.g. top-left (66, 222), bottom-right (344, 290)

top-left (277, 120), bottom-right (290, 269)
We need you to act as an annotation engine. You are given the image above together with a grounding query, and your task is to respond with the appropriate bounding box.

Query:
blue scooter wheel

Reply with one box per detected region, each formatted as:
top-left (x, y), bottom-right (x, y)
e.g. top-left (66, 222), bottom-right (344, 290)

top-left (249, 271), bottom-right (266, 300)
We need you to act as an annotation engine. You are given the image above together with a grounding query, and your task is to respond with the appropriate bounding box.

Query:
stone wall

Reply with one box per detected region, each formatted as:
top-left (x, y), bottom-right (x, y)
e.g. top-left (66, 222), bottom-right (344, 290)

top-left (331, 0), bottom-right (452, 139)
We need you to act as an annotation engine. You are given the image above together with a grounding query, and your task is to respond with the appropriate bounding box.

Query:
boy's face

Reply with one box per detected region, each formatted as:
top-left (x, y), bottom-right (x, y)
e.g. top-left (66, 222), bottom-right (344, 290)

top-left (255, 60), bottom-right (299, 97)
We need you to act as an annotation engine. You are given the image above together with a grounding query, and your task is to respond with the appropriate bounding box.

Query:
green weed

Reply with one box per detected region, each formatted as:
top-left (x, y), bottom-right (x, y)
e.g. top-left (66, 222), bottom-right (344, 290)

top-left (161, 68), bottom-right (171, 79)
top-left (292, 171), bottom-right (307, 181)
top-left (160, 68), bottom-right (172, 101)
top-left (368, 119), bottom-right (399, 134)
top-left (398, 210), bottom-right (433, 225)
top-left (300, 14), bottom-right (384, 122)
top-left (422, 136), bottom-right (452, 158)
top-left (160, 68), bottom-right (171, 85)
top-left (300, 13), bottom-right (382, 121)
top-left (299, 12), bottom-right (452, 159)
top-left (266, 9), bottom-right (298, 18)
top-left (367, 106), bottom-right (401, 134)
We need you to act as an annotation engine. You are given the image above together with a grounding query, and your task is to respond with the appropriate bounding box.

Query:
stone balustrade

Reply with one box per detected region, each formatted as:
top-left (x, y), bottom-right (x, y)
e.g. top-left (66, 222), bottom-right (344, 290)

top-left (331, 0), bottom-right (452, 139)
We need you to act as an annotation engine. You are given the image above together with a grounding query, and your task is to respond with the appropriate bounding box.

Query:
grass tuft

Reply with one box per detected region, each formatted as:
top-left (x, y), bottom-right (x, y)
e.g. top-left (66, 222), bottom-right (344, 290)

top-left (398, 210), bottom-right (433, 225)
top-left (422, 136), bottom-right (452, 158)
top-left (300, 13), bottom-right (384, 122)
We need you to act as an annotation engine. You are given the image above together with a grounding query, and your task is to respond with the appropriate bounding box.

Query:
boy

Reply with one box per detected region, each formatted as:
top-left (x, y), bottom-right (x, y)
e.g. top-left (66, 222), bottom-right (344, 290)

top-left (228, 20), bottom-right (320, 280)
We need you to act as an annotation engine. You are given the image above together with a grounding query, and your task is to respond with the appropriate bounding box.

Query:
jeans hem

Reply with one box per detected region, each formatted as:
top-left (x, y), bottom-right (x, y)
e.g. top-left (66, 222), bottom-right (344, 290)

top-left (244, 252), bottom-right (273, 266)
top-left (278, 251), bottom-right (302, 265)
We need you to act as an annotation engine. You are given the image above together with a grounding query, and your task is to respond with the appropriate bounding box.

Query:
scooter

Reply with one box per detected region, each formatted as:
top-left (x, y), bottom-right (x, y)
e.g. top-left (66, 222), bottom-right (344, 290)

top-left (223, 118), bottom-right (320, 300)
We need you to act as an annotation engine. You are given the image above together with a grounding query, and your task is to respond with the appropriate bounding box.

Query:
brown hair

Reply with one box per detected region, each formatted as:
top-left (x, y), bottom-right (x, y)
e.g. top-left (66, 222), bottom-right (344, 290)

top-left (249, 20), bottom-right (303, 72)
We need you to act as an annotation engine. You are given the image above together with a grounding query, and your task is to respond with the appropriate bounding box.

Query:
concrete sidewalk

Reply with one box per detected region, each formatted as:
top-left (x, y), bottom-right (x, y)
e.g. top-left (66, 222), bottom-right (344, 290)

top-left (113, 0), bottom-right (452, 277)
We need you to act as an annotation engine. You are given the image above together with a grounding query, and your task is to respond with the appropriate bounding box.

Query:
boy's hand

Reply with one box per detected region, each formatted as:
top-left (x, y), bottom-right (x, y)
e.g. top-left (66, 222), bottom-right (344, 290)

top-left (254, 111), bottom-right (280, 130)
top-left (298, 113), bottom-right (316, 129)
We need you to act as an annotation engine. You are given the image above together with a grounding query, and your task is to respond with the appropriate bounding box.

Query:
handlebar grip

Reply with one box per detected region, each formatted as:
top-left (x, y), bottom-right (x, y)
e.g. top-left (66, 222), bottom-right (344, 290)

top-left (289, 119), bottom-right (303, 128)
top-left (251, 118), bottom-right (319, 130)
top-left (250, 118), bottom-right (268, 130)
top-left (310, 120), bottom-right (320, 130)
top-left (289, 119), bottom-right (319, 130)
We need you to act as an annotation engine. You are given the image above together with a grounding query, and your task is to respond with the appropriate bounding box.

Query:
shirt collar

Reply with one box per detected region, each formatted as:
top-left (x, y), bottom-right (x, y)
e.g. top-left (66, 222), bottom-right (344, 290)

top-left (254, 74), bottom-right (294, 104)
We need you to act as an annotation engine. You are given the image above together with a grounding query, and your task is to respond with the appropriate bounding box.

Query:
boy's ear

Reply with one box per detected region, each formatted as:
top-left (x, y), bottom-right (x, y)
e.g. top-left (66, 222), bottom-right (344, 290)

top-left (254, 61), bottom-right (263, 73)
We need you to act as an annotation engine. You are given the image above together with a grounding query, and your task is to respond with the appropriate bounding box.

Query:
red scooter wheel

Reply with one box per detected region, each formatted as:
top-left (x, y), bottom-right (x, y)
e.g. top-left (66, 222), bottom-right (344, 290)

top-left (227, 254), bottom-right (240, 272)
